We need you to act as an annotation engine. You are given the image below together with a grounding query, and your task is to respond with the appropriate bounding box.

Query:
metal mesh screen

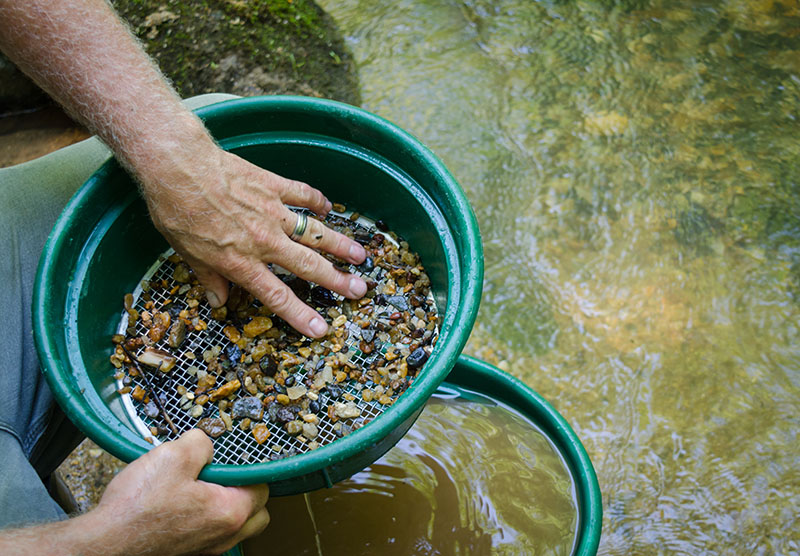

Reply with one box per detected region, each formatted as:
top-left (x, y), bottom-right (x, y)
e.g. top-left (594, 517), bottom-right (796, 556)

top-left (115, 213), bottom-right (435, 465)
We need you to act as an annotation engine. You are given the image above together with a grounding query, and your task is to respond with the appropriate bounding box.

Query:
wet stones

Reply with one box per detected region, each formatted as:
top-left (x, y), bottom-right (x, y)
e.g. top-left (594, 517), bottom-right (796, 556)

top-left (113, 206), bottom-right (440, 457)
top-left (310, 286), bottom-right (337, 308)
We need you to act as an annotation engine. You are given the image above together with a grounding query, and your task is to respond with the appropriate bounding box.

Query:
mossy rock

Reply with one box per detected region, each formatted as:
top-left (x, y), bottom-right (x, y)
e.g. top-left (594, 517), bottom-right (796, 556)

top-left (112, 0), bottom-right (360, 104)
top-left (0, 0), bottom-right (359, 113)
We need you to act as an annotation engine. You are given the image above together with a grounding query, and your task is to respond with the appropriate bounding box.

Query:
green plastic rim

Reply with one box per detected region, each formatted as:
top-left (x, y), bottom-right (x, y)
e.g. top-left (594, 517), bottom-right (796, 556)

top-left (448, 356), bottom-right (602, 556)
top-left (33, 96), bottom-right (484, 489)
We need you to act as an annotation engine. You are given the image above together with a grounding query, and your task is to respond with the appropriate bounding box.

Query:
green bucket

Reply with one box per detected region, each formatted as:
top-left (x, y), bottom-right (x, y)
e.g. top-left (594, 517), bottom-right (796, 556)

top-left (228, 355), bottom-right (602, 556)
top-left (445, 356), bottom-right (602, 556)
top-left (33, 96), bottom-right (483, 492)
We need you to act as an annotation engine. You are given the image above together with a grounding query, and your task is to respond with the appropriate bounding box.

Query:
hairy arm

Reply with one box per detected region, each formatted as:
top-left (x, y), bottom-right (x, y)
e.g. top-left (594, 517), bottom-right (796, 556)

top-left (0, 0), bottom-right (366, 337)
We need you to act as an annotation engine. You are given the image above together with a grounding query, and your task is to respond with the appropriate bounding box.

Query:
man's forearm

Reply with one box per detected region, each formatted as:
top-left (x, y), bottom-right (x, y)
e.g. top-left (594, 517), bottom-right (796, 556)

top-left (0, 0), bottom-right (367, 339)
top-left (0, 510), bottom-right (126, 556)
top-left (0, 0), bottom-right (215, 184)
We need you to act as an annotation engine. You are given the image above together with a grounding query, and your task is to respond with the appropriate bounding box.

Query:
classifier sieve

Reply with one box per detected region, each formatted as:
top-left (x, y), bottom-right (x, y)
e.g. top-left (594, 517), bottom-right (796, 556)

top-left (34, 96), bottom-right (483, 493)
top-left (115, 209), bottom-right (440, 466)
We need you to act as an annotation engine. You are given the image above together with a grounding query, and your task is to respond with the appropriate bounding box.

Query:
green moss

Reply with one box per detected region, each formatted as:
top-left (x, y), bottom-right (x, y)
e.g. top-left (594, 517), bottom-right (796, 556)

top-left (111, 0), bottom-right (359, 103)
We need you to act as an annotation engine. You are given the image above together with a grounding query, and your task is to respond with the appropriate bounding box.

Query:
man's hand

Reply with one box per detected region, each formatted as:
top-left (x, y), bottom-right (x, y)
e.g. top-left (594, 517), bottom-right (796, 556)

top-left (93, 429), bottom-right (269, 555)
top-left (0, 0), bottom-right (367, 339)
top-left (140, 145), bottom-right (367, 339)
top-left (0, 430), bottom-right (268, 556)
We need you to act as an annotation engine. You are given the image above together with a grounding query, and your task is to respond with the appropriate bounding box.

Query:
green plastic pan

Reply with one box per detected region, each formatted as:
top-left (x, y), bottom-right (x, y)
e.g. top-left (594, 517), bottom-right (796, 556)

top-left (33, 96), bottom-right (483, 493)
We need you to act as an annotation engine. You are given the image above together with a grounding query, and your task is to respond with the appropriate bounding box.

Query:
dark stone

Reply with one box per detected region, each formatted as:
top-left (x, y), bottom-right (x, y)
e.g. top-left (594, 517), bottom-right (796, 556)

top-left (310, 286), bottom-right (337, 308)
top-left (358, 256), bottom-right (375, 273)
top-left (232, 396), bottom-right (264, 420)
top-left (386, 295), bottom-right (409, 312)
top-left (406, 347), bottom-right (429, 369)
top-left (260, 355), bottom-right (278, 377)
top-left (225, 344), bottom-right (242, 365)
top-left (287, 276), bottom-right (311, 301)
top-left (326, 384), bottom-right (343, 399)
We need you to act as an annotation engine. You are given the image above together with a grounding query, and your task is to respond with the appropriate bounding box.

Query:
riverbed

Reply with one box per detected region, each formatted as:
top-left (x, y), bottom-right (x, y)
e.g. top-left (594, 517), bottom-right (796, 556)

top-left (316, 0), bottom-right (800, 553)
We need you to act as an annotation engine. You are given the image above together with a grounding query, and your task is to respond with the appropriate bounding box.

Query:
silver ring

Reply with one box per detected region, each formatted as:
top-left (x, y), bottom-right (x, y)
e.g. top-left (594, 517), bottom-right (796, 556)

top-left (289, 213), bottom-right (308, 241)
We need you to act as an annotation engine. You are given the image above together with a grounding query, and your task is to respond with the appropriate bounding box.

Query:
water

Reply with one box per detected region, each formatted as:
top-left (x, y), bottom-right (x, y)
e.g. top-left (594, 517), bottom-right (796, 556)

top-left (315, 0), bottom-right (800, 553)
top-left (243, 391), bottom-right (578, 555)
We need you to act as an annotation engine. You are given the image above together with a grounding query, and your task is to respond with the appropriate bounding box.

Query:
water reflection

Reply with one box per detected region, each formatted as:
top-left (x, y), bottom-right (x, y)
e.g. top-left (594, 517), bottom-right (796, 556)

top-left (319, 0), bottom-right (800, 553)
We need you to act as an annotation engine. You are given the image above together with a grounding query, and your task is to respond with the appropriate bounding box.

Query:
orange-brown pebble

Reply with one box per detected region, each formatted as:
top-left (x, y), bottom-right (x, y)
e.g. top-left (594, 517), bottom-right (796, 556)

top-left (250, 343), bottom-right (268, 362)
top-left (252, 423), bottom-right (271, 444)
top-left (210, 306), bottom-right (228, 321)
top-left (196, 374), bottom-right (216, 393)
top-left (243, 316), bottom-right (273, 337)
top-left (131, 385), bottom-right (146, 402)
top-left (276, 394), bottom-right (291, 405)
top-left (208, 379), bottom-right (241, 402)
top-left (223, 325), bottom-right (241, 343)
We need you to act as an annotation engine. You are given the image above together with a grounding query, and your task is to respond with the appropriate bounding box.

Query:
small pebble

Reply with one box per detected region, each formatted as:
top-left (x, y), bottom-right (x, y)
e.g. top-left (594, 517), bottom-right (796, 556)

top-left (286, 420), bottom-right (304, 435)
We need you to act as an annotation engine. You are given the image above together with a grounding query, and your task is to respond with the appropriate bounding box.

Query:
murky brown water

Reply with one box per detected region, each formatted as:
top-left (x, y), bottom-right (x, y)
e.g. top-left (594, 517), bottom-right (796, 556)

top-left (317, 0), bottom-right (800, 553)
top-left (243, 390), bottom-right (577, 556)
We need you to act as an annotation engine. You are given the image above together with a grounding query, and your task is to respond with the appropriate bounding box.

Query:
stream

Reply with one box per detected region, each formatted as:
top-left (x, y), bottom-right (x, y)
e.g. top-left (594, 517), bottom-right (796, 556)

top-left (316, 0), bottom-right (800, 553)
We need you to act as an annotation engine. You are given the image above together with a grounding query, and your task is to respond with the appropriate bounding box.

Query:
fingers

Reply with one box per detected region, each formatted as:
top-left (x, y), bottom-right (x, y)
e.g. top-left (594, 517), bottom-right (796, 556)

top-left (234, 507), bottom-right (271, 543)
top-left (210, 507), bottom-right (271, 554)
top-left (185, 256), bottom-right (230, 308)
top-left (278, 178), bottom-right (332, 217)
top-left (294, 214), bottom-right (367, 265)
top-left (166, 429), bottom-right (214, 476)
top-left (237, 261), bottom-right (330, 338)
top-left (279, 240), bottom-right (367, 299)
top-left (237, 483), bottom-right (270, 512)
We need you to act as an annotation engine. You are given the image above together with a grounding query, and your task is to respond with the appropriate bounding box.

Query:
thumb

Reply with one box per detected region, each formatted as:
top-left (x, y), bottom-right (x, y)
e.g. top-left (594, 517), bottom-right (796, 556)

top-left (186, 257), bottom-right (230, 308)
top-left (167, 429), bottom-right (215, 477)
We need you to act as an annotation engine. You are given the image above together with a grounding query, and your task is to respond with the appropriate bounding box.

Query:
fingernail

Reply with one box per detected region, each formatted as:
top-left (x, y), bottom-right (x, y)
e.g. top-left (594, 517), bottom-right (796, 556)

top-left (349, 243), bottom-right (366, 263)
top-left (324, 200), bottom-right (332, 214)
top-left (309, 316), bottom-right (328, 337)
top-left (350, 276), bottom-right (367, 298)
top-left (207, 291), bottom-right (221, 308)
